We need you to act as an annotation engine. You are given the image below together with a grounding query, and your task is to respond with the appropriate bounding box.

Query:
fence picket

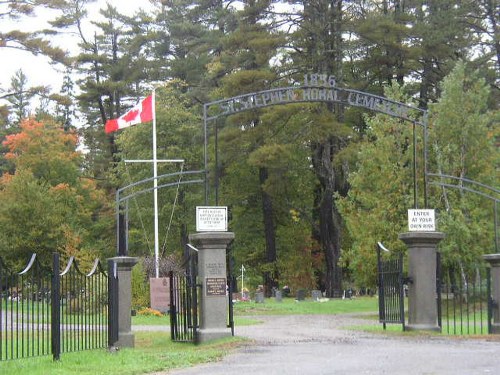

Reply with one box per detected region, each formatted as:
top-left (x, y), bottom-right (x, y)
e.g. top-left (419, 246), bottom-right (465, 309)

top-left (0, 253), bottom-right (112, 362)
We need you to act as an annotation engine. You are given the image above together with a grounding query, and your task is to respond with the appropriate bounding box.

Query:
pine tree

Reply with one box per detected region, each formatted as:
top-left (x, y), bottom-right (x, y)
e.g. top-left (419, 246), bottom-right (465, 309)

top-left (0, 0), bottom-right (68, 67)
top-left (6, 69), bottom-right (32, 125)
top-left (215, 0), bottom-right (285, 295)
top-left (287, 0), bottom-right (350, 297)
top-left (428, 61), bottom-right (499, 269)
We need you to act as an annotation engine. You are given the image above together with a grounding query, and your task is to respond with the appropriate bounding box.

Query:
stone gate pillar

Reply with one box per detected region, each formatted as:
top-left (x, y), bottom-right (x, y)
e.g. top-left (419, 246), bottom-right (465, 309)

top-left (483, 254), bottom-right (500, 334)
top-left (108, 256), bottom-right (138, 347)
top-left (189, 232), bottom-right (235, 343)
top-left (399, 231), bottom-right (445, 331)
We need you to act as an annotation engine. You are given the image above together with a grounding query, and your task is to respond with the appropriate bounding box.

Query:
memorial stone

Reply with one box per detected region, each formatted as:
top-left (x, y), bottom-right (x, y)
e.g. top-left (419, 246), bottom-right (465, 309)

top-left (255, 292), bottom-right (265, 303)
top-left (275, 290), bottom-right (282, 303)
top-left (312, 290), bottom-right (321, 302)
top-left (296, 289), bottom-right (306, 301)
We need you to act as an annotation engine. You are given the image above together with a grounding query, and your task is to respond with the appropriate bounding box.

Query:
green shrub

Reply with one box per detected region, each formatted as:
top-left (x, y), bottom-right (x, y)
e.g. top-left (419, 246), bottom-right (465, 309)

top-left (131, 260), bottom-right (150, 309)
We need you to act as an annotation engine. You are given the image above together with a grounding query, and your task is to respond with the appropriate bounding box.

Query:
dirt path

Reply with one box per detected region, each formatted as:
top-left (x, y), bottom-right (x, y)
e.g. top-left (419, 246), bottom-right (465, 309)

top-left (150, 314), bottom-right (500, 375)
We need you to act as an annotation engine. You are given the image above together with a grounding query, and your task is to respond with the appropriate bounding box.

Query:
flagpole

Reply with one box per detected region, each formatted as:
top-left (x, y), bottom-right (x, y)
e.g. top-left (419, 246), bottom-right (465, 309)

top-left (153, 88), bottom-right (159, 278)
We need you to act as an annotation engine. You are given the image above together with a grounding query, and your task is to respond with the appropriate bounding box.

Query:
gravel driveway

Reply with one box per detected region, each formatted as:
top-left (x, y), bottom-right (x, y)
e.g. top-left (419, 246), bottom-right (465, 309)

top-left (152, 314), bottom-right (500, 375)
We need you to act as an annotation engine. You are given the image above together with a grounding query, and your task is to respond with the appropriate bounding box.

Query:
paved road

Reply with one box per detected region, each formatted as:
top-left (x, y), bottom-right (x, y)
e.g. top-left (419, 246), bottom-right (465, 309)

top-left (150, 314), bottom-right (500, 375)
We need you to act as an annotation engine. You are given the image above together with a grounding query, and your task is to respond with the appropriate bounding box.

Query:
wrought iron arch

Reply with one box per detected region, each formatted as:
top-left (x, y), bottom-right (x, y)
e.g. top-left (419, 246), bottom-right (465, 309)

top-left (116, 170), bottom-right (205, 255)
top-left (427, 173), bottom-right (500, 252)
top-left (202, 77), bottom-right (429, 207)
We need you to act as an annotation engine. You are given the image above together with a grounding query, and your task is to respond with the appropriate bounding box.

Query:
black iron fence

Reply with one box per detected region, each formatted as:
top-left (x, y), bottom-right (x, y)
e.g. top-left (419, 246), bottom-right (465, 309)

top-left (169, 271), bottom-right (199, 343)
top-left (170, 245), bottom-right (199, 343)
top-left (0, 253), bottom-right (114, 361)
top-left (376, 242), bottom-right (406, 330)
top-left (437, 253), bottom-right (492, 335)
top-left (1, 254), bottom-right (52, 360)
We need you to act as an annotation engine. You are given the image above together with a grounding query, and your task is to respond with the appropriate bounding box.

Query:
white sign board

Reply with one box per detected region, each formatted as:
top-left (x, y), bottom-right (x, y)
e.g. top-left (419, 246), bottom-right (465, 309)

top-left (196, 206), bottom-right (228, 232)
top-left (408, 209), bottom-right (435, 231)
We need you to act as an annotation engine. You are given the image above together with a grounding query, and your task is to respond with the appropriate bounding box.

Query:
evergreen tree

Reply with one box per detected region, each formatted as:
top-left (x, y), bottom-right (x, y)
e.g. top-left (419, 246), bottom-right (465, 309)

top-left (6, 69), bottom-right (32, 125)
top-left (428, 61), bottom-right (499, 269)
top-left (216, 0), bottom-right (286, 295)
top-left (338, 85), bottom-right (415, 288)
top-left (0, 0), bottom-right (68, 68)
top-left (412, 0), bottom-right (474, 108)
top-left (287, 0), bottom-right (351, 296)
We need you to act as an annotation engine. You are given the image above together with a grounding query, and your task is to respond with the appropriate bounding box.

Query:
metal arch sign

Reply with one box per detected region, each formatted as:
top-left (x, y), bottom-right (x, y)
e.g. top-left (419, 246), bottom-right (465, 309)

top-left (203, 74), bottom-right (427, 125)
top-left (202, 73), bottom-right (429, 207)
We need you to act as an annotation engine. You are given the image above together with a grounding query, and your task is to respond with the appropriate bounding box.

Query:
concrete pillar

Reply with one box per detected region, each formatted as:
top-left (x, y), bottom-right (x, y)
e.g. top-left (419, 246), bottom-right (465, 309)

top-left (399, 231), bottom-right (445, 331)
top-left (483, 254), bottom-right (500, 334)
top-left (189, 232), bottom-right (235, 343)
top-left (109, 256), bottom-right (138, 347)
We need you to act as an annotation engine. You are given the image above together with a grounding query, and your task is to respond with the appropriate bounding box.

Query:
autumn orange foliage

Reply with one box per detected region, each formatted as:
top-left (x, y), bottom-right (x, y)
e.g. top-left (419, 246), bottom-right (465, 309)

top-left (2, 118), bottom-right (79, 162)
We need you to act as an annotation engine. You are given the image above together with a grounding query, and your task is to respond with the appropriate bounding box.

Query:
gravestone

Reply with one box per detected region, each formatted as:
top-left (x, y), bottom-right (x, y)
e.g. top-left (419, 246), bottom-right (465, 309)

top-left (149, 277), bottom-right (170, 313)
top-left (296, 289), bottom-right (306, 301)
top-left (255, 292), bottom-right (265, 303)
top-left (275, 290), bottom-right (282, 303)
top-left (311, 290), bottom-right (321, 301)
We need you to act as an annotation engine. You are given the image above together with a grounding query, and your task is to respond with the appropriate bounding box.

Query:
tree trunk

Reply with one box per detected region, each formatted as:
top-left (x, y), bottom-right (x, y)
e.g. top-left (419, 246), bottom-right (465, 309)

top-left (259, 166), bottom-right (278, 297)
top-left (303, 0), bottom-right (345, 297)
top-left (311, 138), bottom-right (343, 297)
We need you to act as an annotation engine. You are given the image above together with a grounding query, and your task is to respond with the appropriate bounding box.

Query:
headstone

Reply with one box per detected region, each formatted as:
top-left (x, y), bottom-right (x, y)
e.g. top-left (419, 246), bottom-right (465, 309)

top-left (275, 290), bottom-right (282, 303)
top-left (311, 290), bottom-right (321, 301)
top-left (149, 277), bottom-right (170, 313)
top-left (343, 289), bottom-right (353, 299)
top-left (255, 291), bottom-right (265, 303)
top-left (332, 290), bottom-right (343, 298)
top-left (296, 289), bottom-right (306, 301)
top-left (282, 285), bottom-right (290, 298)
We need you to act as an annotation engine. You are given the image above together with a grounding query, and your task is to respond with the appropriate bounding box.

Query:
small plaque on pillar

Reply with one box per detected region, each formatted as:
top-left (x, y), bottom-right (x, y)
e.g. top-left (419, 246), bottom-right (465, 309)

top-left (206, 277), bottom-right (226, 296)
top-left (150, 277), bottom-right (170, 312)
top-left (408, 209), bottom-right (435, 231)
top-left (196, 206), bottom-right (228, 232)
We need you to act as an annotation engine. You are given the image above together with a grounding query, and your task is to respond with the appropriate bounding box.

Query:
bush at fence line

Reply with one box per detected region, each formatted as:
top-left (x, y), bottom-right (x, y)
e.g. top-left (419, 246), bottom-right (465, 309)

top-left (63, 281), bottom-right (108, 315)
top-left (137, 307), bottom-right (163, 317)
top-left (132, 260), bottom-right (150, 309)
top-left (142, 254), bottom-right (183, 278)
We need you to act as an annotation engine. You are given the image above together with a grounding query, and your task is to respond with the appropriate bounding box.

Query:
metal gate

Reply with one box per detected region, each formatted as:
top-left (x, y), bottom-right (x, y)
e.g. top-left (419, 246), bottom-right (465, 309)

top-left (436, 253), bottom-right (492, 335)
top-left (169, 243), bottom-right (235, 343)
top-left (377, 242), bottom-right (405, 330)
top-left (1, 253), bottom-right (112, 361)
top-left (169, 245), bottom-right (199, 343)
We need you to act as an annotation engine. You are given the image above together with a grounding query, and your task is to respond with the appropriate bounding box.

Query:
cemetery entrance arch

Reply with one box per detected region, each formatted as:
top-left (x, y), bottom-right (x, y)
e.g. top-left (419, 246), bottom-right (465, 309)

top-left (203, 74), bottom-right (429, 207)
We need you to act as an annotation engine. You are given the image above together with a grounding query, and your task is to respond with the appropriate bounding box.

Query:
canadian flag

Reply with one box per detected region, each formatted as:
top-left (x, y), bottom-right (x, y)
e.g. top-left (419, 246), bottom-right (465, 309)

top-left (105, 95), bottom-right (154, 133)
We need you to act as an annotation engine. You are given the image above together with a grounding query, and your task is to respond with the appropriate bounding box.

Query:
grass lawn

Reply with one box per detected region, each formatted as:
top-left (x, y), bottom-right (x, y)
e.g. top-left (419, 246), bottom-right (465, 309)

top-left (0, 333), bottom-right (246, 375)
top-left (233, 296), bottom-right (379, 316)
